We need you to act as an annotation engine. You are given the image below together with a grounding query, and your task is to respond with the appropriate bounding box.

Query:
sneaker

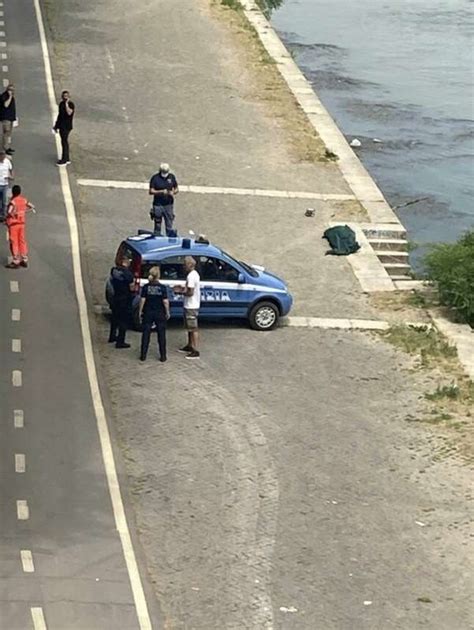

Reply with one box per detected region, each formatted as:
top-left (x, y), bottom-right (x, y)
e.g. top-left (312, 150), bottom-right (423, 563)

top-left (5, 262), bottom-right (20, 269)
top-left (107, 337), bottom-right (117, 343)
top-left (56, 159), bottom-right (67, 166)
top-left (185, 350), bottom-right (200, 360)
top-left (5, 148), bottom-right (14, 155)
top-left (178, 345), bottom-right (193, 353)
top-left (20, 260), bottom-right (28, 268)
top-left (115, 342), bottom-right (131, 349)
top-left (159, 356), bottom-right (167, 363)
top-left (140, 355), bottom-right (146, 362)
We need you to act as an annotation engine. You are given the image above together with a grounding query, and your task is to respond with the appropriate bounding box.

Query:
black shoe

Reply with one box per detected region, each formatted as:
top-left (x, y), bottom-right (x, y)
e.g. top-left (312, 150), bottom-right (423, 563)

top-left (20, 260), bottom-right (28, 268)
top-left (108, 337), bottom-right (117, 343)
top-left (178, 345), bottom-right (192, 353)
top-left (140, 355), bottom-right (146, 362)
top-left (115, 342), bottom-right (131, 349)
top-left (5, 262), bottom-right (20, 269)
top-left (56, 159), bottom-right (67, 166)
top-left (185, 350), bottom-right (200, 360)
top-left (6, 148), bottom-right (14, 155)
top-left (159, 356), bottom-right (167, 362)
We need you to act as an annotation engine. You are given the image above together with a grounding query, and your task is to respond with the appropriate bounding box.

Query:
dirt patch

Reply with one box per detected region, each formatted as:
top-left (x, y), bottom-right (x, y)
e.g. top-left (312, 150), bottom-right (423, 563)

top-left (370, 290), bottom-right (434, 325)
top-left (208, 0), bottom-right (333, 164)
top-left (379, 324), bottom-right (474, 463)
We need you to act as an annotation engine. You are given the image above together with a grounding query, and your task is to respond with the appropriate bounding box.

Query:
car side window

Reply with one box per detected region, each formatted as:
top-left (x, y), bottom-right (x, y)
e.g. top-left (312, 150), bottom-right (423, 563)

top-left (198, 256), bottom-right (239, 283)
top-left (159, 256), bottom-right (186, 281)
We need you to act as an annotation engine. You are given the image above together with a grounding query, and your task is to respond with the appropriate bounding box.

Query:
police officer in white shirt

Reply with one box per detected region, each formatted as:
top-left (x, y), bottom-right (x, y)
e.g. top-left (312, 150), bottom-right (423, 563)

top-left (0, 150), bottom-right (13, 221)
top-left (174, 255), bottom-right (201, 359)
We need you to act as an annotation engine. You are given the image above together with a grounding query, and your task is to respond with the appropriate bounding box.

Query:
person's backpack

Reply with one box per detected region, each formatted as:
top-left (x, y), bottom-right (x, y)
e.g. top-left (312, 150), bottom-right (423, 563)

top-left (323, 225), bottom-right (360, 256)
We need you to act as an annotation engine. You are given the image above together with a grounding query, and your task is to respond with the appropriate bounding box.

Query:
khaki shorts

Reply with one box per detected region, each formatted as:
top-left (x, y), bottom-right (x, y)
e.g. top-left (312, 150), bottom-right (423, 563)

top-left (184, 308), bottom-right (199, 330)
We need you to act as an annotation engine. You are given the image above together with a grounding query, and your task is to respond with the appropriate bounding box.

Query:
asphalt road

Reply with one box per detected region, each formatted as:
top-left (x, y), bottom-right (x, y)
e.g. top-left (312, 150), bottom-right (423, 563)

top-left (0, 1), bottom-right (157, 628)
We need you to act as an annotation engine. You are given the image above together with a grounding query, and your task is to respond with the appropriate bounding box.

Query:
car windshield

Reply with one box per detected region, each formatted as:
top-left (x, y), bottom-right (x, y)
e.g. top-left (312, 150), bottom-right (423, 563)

top-left (221, 250), bottom-right (259, 278)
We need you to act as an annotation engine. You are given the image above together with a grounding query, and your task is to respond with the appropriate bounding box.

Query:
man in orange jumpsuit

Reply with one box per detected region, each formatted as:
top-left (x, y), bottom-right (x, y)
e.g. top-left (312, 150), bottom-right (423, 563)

top-left (5, 184), bottom-right (35, 269)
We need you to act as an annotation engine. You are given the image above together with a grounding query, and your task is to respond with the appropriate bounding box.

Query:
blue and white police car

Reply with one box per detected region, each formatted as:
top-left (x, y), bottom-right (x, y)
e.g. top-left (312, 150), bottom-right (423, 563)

top-left (107, 231), bottom-right (293, 330)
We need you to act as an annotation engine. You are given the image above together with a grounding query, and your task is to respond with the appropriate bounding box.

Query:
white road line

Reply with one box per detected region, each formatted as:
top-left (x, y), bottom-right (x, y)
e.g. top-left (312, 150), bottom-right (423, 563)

top-left (20, 550), bottom-right (35, 573)
top-left (15, 454), bottom-right (26, 473)
top-left (0, 31), bottom-right (5, 37)
top-left (12, 338), bottom-right (21, 352)
top-left (12, 370), bottom-right (22, 387)
top-left (33, 1), bottom-right (153, 628)
top-left (14, 409), bottom-right (24, 428)
top-left (1, 53), bottom-right (6, 60)
top-left (31, 608), bottom-right (47, 630)
top-left (0, 42), bottom-right (6, 48)
top-left (11, 308), bottom-right (21, 321)
top-left (2, 77), bottom-right (8, 87)
top-left (0, 21), bottom-right (4, 26)
top-left (10, 280), bottom-right (19, 292)
top-left (17, 500), bottom-right (29, 520)
top-left (77, 178), bottom-right (356, 201)
top-left (1, 64), bottom-right (7, 72)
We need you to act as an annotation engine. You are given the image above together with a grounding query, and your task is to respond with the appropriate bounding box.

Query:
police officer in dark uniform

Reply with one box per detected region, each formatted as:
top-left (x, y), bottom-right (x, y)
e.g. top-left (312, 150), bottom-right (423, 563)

top-left (108, 257), bottom-right (135, 348)
top-left (139, 266), bottom-right (170, 362)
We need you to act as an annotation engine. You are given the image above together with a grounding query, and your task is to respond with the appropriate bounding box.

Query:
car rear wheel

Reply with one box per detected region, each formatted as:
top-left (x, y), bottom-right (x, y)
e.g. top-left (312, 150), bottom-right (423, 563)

top-left (249, 301), bottom-right (279, 331)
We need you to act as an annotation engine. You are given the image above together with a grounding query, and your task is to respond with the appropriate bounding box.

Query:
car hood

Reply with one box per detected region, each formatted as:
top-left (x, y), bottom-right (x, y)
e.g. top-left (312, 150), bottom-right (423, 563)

top-left (250, 265), bottom-right (287, 291)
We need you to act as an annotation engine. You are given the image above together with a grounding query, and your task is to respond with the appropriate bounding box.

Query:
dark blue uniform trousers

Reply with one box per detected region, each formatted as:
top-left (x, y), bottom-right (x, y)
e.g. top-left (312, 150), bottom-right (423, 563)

top-left (140, 314), bottom-right (167, 360)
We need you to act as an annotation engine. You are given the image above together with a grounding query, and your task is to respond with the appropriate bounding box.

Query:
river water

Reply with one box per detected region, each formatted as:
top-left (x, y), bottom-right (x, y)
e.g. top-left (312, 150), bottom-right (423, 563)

top-left (270, 0), bottom-right (474, 259)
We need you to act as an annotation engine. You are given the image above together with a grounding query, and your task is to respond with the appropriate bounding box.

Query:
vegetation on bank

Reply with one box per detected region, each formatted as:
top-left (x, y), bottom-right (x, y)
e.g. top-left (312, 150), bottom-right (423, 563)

top-left (424, 231), bottom-right (474, 326)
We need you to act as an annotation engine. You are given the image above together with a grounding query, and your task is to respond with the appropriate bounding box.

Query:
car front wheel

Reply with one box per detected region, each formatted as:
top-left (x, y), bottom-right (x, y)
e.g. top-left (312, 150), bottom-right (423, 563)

top-left (249, 301), bottom-right (279, 331)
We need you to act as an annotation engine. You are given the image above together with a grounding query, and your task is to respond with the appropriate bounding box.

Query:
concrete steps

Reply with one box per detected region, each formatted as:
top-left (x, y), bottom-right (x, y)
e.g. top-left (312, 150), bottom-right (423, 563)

top-left (368, 238), bottom-right (408, 252)
top-left (362, 224), bottom-right (412, 281)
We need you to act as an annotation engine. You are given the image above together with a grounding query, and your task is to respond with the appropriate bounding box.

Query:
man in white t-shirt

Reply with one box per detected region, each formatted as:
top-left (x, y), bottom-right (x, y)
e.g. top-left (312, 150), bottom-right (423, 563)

top-left (174, 255), bottom-right (201, 359)
top-left (0, 150), bottom-right (13, 221)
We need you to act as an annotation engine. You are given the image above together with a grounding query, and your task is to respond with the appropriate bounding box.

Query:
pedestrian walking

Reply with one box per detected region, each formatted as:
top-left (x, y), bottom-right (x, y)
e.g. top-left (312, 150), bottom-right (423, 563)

top-left (149, 163), bottom-right (178, 236)
top-left (5, 185), bottom-right (35, 269)
top-left (1, 84), bottom-right (17, 155)
top-left (0, 149), bottom-right (14, 221)
top-left (53, 90), bottom-right (75, 166)
top-left (174, 256), bottom-right (201, 359)
top-left (108, 257), bottom-right (135, 349)
top-left (139, 266), bottom-right (170, 362)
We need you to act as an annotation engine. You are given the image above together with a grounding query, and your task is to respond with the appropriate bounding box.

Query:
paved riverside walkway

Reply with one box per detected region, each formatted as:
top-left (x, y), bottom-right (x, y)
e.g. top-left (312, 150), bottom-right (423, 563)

top-left (41, 1), bottom-right (474, 629)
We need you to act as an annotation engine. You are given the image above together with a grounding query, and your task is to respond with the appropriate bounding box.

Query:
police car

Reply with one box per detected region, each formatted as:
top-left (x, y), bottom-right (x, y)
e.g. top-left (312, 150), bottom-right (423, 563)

top-left (107, 231), bottom-right (293, 331)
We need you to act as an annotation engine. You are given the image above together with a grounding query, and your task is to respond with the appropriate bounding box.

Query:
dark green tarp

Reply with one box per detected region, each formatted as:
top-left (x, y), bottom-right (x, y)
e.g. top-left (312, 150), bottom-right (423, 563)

top-left (323, 225), bottom-right (361, 256)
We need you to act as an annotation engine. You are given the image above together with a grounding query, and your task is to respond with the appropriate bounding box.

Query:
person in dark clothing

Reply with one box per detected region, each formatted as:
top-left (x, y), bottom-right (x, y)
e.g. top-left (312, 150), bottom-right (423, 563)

top-left (149, 163), bottom-right (178, 236)
top-left (53, 90), bottom-right (75, 166)
top-left (139, 266), bottom-right (170, 362)
top-left (1, 84), bottom-right (17, 155)
top-left (108, 257), bottom-right (135, 349)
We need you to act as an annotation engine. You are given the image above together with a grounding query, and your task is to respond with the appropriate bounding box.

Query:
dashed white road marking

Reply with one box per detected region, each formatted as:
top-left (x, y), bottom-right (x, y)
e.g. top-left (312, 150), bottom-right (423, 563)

top-left (11, 308), bottom-right (21, 321)
top-left (12, 370), bottom-right (22, 387)
top-left (15, 454), bottom-right (26, 473)
top-left (2, 77), bottom-right (8, 87)
top-left (10, 280), bottom-right (19, 292)
top-left (33, 1), bottom-right (153, 627)
top-left (12, 338), bottom-right (21, 352)
top-left (0, 42), bottom-right (6, 48)
top-left (1, 53), bottom-right (6, 60)
top-left (31, 608), bottom-right (47, 630)
top-left (17, 500), bottom-right (29, 520)
top-left (14, 410), bottom-right (24, 428)
top-left (1, 64), bottom-right (7, 72)
top-left (20, 550), bottom-right (35, 573)
top-left (77, 178), bottom-right (356, 201)
top-left (0, 31), bottom-right (5, 37)
top-left (0, 21), bottom-right (4, 26)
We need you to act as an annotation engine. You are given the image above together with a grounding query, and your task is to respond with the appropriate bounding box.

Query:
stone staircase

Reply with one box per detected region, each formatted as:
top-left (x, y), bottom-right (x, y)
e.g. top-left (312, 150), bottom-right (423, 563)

top-left (360, 223), bottom-right (413, 285)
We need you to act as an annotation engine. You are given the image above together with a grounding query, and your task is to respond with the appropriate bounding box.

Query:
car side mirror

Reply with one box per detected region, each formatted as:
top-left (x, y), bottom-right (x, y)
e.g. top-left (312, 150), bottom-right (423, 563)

top-left (238, 273), bottom-right (245, 284)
